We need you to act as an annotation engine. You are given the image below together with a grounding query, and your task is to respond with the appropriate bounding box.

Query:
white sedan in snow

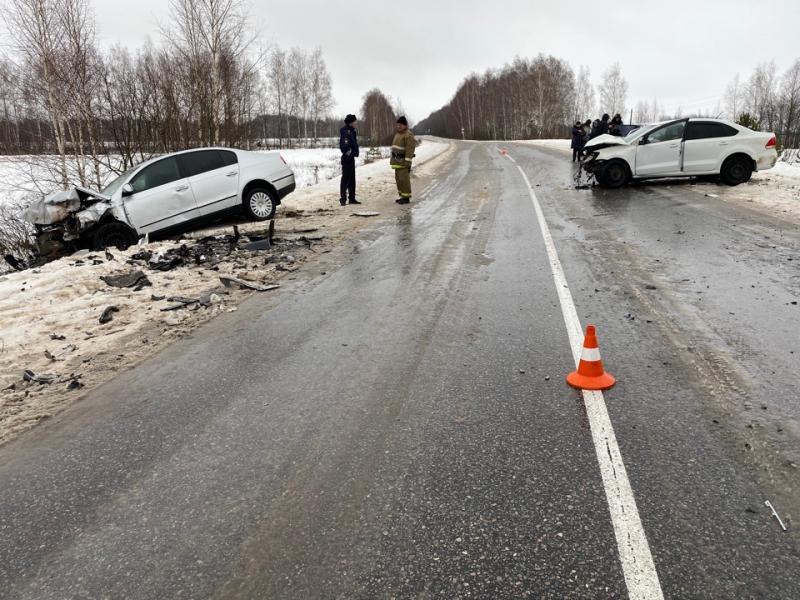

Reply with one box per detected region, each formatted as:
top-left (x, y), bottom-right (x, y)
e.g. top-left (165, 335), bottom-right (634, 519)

top-left (583, 118), bottom-right (778, 188)
top-left (27, 147), bottom-right (295, 251)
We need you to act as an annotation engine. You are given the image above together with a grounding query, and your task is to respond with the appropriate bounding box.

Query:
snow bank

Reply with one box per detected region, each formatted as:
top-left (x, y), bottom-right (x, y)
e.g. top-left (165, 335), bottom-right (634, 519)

top-left (515, 139), bottom-right (571, 152)
top-left (766, 149), bottom-right (800, 180)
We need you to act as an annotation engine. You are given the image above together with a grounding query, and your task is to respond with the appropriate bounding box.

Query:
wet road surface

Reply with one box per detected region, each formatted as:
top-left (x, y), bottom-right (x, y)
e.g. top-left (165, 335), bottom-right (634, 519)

top-left (1, 141), bottom-right (799, 598)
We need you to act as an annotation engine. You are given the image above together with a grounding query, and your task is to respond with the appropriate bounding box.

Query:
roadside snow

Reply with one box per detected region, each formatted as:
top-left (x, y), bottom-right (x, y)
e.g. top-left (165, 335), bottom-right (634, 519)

top-left (764, 149), bottom-right (800, 180)
top-left (271, 147), bottom-right (391, 189)
top-left (0, 139), bottom-right (451, 445)
top-left (515, 139), bottom-right (571, 153)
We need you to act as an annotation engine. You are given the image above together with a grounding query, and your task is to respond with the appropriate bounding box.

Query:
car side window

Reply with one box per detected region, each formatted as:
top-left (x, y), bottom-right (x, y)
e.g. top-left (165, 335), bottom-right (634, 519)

top-left (685, 122), bottom-right (739, 140)
top-left (178, 150), bottom-right (226, 178)
top-left (219, 150), bottom-right (238, 166)
top-left (130, 158), bottom-right (181, 194)
top-left (647, 122), bottom-right (686, 144)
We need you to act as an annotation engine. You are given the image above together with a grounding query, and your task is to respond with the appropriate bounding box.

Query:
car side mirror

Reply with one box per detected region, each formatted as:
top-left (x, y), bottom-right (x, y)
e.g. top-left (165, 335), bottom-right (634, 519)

top-left (122, 183), bottom-right (134, 197)
top-left (639, 137), bottom-right (648, 146)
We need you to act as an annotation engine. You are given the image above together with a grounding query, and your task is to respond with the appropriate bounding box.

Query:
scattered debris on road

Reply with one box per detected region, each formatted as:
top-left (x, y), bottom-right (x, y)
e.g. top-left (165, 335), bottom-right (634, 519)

top-left (219, 276), bottom-right (280, 292)
top-left (101, 270), bottom-right (152, 289)
top-left (765, 499), bottom-right (788, 531)
top-left (99, 305), bottom-right (120, 324)
top-left (23, 370), bottom-right (55, 384)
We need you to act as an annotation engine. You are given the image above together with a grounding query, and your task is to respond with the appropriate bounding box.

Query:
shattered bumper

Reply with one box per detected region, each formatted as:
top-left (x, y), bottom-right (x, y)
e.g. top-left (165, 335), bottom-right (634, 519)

top-left (581, 153), bottom-right (604, 173)
top-left (24, 186), bottom-right (118, 253)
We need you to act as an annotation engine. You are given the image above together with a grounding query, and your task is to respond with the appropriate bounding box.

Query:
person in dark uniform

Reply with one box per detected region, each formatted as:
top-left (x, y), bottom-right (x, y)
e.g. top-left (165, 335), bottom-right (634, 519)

top-left (339, 114), bottom-right (360, 206)
top-left (571, 121), bottom-right (584, 162)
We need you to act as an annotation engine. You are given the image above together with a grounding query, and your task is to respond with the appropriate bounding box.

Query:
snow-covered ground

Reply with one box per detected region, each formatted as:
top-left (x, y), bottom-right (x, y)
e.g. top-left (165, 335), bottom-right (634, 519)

top-left (515, 139), bottom-right (571, 152)
top-left (274, 147), bottom-right (390, 189)
top-left (0, 139), bottom-right (452, 445)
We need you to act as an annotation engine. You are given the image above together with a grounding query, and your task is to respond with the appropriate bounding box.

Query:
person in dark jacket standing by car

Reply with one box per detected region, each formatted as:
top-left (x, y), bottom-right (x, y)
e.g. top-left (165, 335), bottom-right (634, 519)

top-left (609, 113), bottom-right (624, 136)
top-left (571, 121), bottom-right (584, 162)
top-left (339, 114), bottom-right (360, 206)
top-left (591, 113), bottom-right (610, 139)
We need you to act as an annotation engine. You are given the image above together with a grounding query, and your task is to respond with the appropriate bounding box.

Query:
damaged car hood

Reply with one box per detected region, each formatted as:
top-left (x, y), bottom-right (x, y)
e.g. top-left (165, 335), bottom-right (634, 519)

top-left (24, 186), bottom-right (111, 226)
top-left (584, 134), bottom-right (630, 151)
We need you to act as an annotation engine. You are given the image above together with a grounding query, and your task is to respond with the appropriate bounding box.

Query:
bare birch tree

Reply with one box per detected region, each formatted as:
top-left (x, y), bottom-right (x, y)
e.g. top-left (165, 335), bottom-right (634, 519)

top-left (598, 63), bottom-right (628, 117)
top-left (5, 0), bottom-right (69, 188)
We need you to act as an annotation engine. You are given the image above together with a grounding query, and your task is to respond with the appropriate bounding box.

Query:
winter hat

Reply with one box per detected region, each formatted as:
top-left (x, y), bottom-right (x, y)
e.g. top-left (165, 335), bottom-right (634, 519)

top-left (397, 116), bottom-right (408, 126)
top-left (345, 114), bottom-right (357, 124)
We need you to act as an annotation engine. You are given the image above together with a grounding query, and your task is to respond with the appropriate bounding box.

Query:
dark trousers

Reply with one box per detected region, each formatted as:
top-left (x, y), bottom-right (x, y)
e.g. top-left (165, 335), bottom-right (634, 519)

top-left (340, 157), bottom-right (356, 201)
top-left (572, 148), bottom-right (582, 162)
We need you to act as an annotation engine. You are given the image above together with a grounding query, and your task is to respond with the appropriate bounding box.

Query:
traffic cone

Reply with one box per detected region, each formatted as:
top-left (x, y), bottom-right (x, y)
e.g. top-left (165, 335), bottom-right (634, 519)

top-left (566, 325), bottom-right (616, 391)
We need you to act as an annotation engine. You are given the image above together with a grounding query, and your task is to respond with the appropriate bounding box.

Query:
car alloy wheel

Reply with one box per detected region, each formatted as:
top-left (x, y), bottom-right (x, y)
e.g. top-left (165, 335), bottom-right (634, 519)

top-left (249, 191), bottom-right (274, 218)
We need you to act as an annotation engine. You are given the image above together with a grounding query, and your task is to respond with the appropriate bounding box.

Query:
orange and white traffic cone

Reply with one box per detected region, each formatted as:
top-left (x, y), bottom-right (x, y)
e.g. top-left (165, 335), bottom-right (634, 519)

top-left (566, 325), bottom-right (616, 391)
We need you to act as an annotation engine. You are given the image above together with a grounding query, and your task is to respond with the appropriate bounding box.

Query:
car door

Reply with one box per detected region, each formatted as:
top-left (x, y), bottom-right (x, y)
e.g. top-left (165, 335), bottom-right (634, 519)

top-left (683, 121), bottom-right (739, 173)
top-left (177, 150), bottom-right (240, 217)
top-left (635, 120), bottom-right (687, 176)
top-left (123, 156), bottom-right (199, 234)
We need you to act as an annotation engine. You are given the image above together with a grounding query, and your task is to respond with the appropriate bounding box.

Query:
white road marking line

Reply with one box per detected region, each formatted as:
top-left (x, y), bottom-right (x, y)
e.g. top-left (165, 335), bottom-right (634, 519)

top-left (510, 157), bottom-right (665, 600)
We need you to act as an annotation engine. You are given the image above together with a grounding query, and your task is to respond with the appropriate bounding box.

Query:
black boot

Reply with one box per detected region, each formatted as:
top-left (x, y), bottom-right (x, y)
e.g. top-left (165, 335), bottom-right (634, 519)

top-left (339, 198), bottom-right (347, 206)
top-left (396, 198), bottom-right (410, 205)
top-left (348, 198), bottom-right (361, 204)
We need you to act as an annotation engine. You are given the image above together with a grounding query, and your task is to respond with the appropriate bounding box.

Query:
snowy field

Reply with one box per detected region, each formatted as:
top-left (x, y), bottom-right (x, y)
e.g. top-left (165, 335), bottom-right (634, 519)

top-left (273, 147), bottom-right (390, 189)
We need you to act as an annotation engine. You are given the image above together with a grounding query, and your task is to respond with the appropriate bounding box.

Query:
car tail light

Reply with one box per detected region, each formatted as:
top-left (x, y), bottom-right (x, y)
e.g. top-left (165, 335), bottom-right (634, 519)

top-left (766, 135), bottom-right (777, 148)
top-left (279, 153), bottom-right (287, 165)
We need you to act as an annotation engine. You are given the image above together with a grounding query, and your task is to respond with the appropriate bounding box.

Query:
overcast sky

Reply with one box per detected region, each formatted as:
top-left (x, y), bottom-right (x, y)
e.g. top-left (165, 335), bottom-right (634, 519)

top-left (93, 0), bottom-right (800, 123)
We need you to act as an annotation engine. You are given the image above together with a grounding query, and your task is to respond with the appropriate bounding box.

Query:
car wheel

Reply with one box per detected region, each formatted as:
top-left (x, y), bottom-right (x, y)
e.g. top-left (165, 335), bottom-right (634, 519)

top-left (599, 160), bottom-right (630, 188)
top-left (720, 156), bottom-right (752, 186)
top-left (244, 187), bottom-right (277, 221)
top-left (92, 221), bottom-right (138, 250)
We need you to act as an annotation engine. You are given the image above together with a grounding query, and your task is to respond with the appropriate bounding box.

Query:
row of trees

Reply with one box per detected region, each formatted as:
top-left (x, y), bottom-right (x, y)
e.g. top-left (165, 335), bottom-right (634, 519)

top-left (359, 88), bottom-right (403, 146)
top-left (724, 59), bottom-right (800, 147)
top-left (0, 0), bottom-right (338, 189)
top-left (417, 55), bottom-right (579, 140)
top-left (418, 55), bottom-right (800, 147)
top-left (416, 58), bottom-right (628, 140)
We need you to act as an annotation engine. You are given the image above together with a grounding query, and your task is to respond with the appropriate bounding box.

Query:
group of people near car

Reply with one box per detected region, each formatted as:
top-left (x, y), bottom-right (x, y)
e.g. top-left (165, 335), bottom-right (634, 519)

top-left (338, 114), bottom-right (416, 206)
top-left (570, 113), bottom-right (625, 161)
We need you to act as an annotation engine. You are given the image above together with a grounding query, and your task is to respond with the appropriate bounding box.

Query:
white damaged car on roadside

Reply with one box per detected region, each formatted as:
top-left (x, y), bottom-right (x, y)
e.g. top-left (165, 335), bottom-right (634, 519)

top-left (582, 118), bottom-right (778, 188)
top-left (24, 147), bottom-right (296, 254)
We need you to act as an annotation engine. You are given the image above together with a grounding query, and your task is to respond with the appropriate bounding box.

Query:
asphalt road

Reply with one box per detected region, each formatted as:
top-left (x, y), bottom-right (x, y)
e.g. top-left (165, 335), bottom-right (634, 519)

top-left (1, 141), bottom-right (799, 599)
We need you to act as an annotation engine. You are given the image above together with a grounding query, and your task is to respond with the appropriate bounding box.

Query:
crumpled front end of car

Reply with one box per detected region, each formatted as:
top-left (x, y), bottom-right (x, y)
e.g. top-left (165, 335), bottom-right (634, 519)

top-left (23, 186), bottom-right (120, 256)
